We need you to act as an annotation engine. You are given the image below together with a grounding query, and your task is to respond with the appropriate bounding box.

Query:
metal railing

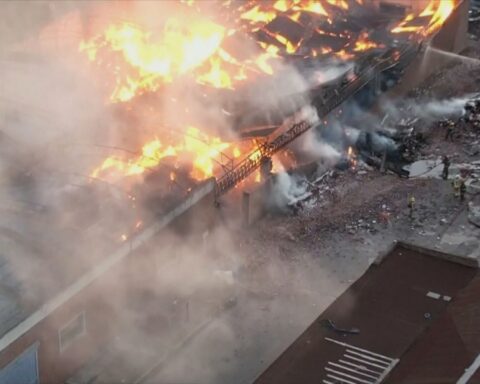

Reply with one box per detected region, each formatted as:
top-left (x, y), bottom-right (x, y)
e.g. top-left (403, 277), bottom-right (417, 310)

top-left (215, 42), bottom-right (420, 197)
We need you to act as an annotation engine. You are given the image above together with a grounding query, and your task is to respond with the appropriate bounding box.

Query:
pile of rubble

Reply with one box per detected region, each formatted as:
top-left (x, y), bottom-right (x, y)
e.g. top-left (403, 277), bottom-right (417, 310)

top-left (345, 216), bottom-right (381, 235)
top-left (468, 199), bottom-right (480, 227)
top-left (273, 95), bottom-right (480, 226)
top-left (286, 170), bottom-right (336, 214)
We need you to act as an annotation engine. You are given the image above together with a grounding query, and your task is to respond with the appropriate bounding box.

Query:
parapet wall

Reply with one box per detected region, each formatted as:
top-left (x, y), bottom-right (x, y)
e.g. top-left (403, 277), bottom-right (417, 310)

top-left (0, 179), bottom-right (217, 384)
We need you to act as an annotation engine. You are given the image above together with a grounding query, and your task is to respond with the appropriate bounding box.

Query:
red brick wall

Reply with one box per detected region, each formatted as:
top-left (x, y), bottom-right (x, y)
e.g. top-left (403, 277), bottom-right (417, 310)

top-left (0, 260), bottom-right (125, 383)
top-left (0, 185), bottom-right (217, 383)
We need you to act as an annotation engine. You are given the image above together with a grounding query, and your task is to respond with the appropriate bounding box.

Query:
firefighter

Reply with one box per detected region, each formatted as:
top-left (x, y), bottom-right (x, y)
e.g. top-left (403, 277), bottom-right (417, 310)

top-left (458, 115), bottom-right (467, 131)
top-left (311, 185), bottom-right (320, 201)
top-left (441, 155), bottom-right (450, 180)
top-left (452, 176), bottom-right (461, 198)
top-left (407, 194), bottom-right (415, 219)
top-left (475, 99), bottom-right (480, 113)
top-left (465, 102), bottom-right (475, 119)
top-left (445, 121), bottom-right (455, 141)
top-left (460, 180), bottom-right (467, 202)
top-left (379, 209), bottom-right (391, 227)
top-left (290, 200), bottom-right (303, 215)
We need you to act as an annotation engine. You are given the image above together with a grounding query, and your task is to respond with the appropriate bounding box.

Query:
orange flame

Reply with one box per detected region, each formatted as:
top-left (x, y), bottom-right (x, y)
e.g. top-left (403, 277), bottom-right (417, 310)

top-left (294, 1), bottom-right (329, 17)
top-left (80, 19), bottom-right (281, 101)
top-left (81, 0), bottom-right (459, 186)
top-left (240, 5), bottom-right (277, 25)
top-left (392, 0), bottom-right (457, 36)
top-left (347, 146), bottom-right (357, 169)
top-left (80, 20), bottom-right (226, 101)
top-left (91, 127), bottom-right (233, 181)
top-left (354, 32), bottom-right (379, 52)
top-left (80, 1), bottom-right (399, 102)
top-left (79, 0), bottom-right (457, 103)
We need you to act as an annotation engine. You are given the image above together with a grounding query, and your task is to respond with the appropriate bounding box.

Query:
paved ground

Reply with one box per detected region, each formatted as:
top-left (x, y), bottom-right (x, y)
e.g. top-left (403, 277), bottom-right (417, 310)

top-left (140, 175), bottom-right (479, 384)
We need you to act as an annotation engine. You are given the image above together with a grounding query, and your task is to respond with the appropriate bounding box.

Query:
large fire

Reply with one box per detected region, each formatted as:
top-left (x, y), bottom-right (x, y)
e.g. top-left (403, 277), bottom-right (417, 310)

top-left (392, 0), bottom-right (457, 35)
top-left (79, 16), bottom-right (292, 102)
top-left (82, 0), bottom-right (458, 184)
top-left (80, 0), bottom-right (382, 103)
top-left (91, 127), bottom-right (245, 182)
top-left (80, 20), bottom-right (234, 102)
top-left (80, 0), bottom-right (458, 103)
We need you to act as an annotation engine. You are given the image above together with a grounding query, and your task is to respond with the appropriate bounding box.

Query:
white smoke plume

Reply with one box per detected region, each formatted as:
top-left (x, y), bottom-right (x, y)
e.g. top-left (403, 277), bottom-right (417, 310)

top-left (380, 94), bottom-right (476, 125)
top-left (413, 95), bottom-right (473, 118)
top-left (308, 62), bottom-right (354, 85)
top-left (344, 126), bottom-right (360, 145)
top-left (269, 171), bottom-right (309, 211)
top-left (300, 129), bottom-right (342, 165)
top-left (369, 132), bottom-right (397, 153)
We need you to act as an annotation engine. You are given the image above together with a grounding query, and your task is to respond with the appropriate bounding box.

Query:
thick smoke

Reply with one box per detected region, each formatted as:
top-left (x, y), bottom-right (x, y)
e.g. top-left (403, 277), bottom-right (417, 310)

top-left (275, 87), bottom-right (478, 198)
top-left (411, 95), bottom-right (473, 118)
top-left (369, 131), bottom-right (397, 153)
top-left (305, 93), bottom-right (475, 164)
top-left (380, 94), bottom-right (475, 125)
top-left (0, 2), bottom-right (347, 384)
top-left (0, 2), bottom-right (129, 302)
top-left (126, 224), bottom-right (342, 384)
top-left (300, 129), bottom-right (342, 165)
top-left (307, 62), bottom-right (354, 85)
top-left (269, 172), bottom-right (309, 211)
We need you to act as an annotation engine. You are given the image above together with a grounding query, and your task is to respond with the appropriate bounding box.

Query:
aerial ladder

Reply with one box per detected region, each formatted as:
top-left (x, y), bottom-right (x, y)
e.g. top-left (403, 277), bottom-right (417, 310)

top-left (215, 41), bottom-right (421, 197)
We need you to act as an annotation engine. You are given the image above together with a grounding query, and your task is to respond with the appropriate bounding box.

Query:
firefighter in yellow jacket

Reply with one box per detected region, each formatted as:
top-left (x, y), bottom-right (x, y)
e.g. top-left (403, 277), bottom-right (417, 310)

top-left (452, 176), bottom-right (461, 198)
top-left (460, 179), bottom-right (467, 202)
top-left (408, 194), bottom-right (415, 219)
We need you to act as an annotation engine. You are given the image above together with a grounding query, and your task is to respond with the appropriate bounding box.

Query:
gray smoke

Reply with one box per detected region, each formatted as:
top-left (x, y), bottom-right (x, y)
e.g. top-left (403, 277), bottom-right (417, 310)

top-left (0, 4), bottom-right (350, 384)
top-left (269, 172), bottom-right (309, 210)
top-left (306, 62), bottom-right (354, 86)
top-left (381, 94), bottom-right (475, 124)
top-left (416, 96), bottom-right (471, 118)
top-left (300, 129), bottom-right (342, 164)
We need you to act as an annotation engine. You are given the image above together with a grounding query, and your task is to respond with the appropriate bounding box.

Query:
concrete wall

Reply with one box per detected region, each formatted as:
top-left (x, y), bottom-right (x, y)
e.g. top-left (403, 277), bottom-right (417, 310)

top-left (241, 180), bottom-right (272, 226)
top-left (0, 180), bottom-right (217, 384)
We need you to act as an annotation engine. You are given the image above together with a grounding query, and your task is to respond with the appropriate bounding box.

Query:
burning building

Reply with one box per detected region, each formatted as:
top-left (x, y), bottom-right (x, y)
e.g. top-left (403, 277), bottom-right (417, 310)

top-left (0, 1), bottom-right (467, 383)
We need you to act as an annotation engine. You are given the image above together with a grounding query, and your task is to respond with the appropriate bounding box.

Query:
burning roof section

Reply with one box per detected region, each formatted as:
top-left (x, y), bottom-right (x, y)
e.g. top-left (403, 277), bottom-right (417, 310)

top-left (0, 0), bottom-right (460, 258)
top-left (79, 0), bottom-right (459, 103)
top-left (72, 0), bottom-right (460, 185)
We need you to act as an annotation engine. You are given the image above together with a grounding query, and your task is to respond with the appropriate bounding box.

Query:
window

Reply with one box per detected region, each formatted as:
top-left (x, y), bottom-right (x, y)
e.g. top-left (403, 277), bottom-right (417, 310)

top-left (0, 343), bottom-right (39, 384)
top-left (58, 311), bottom-right (86, 353)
